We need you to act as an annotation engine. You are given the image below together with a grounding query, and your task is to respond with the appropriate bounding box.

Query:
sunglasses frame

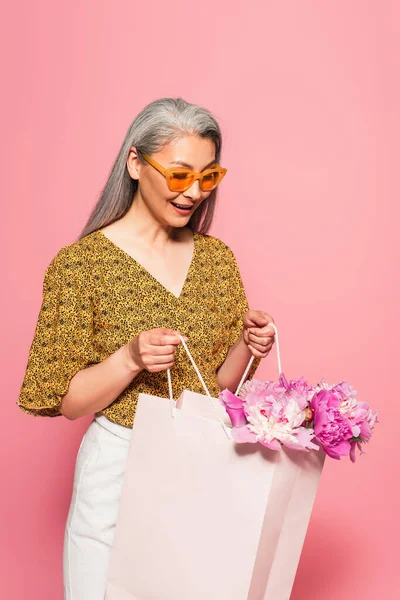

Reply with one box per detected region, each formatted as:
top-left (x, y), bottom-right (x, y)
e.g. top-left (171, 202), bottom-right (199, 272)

top-left (139, 151), bottom-right (227, 192)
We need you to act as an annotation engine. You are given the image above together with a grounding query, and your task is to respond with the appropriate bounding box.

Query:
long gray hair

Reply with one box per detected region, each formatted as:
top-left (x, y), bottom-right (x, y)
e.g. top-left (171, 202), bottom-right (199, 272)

top-left (78, 97), bottom-right (224, 240)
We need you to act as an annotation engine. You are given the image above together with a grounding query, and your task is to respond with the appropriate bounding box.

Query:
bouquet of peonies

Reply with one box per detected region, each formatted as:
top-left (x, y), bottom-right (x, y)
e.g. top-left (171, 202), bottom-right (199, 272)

top-left (219, 326), bottom-right (378, 462)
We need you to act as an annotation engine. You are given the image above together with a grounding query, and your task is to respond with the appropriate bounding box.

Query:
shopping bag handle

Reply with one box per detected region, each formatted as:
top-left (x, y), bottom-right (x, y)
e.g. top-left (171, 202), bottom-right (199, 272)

top-left (166, 322), bottom-right (281, 439)
top-left (234, 322), bottom-right (281, 395)
top-left (167, 337), bottom-right (232, 438)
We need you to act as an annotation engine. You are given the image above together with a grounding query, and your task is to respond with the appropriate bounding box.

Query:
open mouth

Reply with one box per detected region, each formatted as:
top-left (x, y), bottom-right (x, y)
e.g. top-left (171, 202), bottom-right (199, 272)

top-left (170, 202), bottom-right (193, 212)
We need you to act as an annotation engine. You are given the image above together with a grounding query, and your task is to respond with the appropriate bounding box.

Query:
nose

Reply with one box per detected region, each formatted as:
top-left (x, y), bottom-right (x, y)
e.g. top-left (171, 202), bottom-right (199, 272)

top-left (183, 178), bottom-right (202, 201)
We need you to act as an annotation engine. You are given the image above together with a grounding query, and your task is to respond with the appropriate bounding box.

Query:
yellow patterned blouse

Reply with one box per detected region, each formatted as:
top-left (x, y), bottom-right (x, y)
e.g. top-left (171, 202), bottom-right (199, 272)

top-left (17, 229), bottom-right (261, 428)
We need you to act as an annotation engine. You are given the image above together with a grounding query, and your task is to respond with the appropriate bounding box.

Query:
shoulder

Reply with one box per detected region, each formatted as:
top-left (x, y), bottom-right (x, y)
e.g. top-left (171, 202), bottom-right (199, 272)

top-left (196, 233), bottom-right (245, 296)
top-left (44, 231), bottom-right (99, 283)
top-left (195, 232), bottom-right (239, 271)
top-left (195, 232), bottom-right (235, 257)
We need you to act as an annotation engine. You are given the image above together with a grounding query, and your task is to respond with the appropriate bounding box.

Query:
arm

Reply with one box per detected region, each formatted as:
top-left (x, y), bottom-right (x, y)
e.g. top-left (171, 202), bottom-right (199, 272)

top-left (216, 330), bottom-right (253, 392)
top-left (217, 315), bottom-right (275, 392)
top-left (18, 250), bottom-right (144, 420)
top-left (17, 251), bottom-right (185, 420)
top-left (215, 246), bottom-right (275, 393)
top-left (60, 328), bottom-right (186, 420)
top-left (59, 344), bottom-right (142, 420)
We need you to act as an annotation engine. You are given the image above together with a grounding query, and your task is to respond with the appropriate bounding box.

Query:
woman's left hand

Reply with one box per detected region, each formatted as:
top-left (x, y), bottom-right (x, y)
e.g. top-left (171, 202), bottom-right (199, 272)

top-left (242, 310), bottom-right (275, 358)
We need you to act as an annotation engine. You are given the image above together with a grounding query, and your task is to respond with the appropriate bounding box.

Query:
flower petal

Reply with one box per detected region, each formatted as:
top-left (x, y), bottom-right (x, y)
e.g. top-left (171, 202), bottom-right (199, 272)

top-left (226, 406), bottom-right (247, 427)
top-left (231, 425), bottom-right (258, 444)
top-left (219, 389), bottom-right (244, 409)
top-left (293, 427), bottom-right (320, 451)
top-left (323, 439), bottom-right (352, 460)
top-left (260, 438), bottom-right (282, 451)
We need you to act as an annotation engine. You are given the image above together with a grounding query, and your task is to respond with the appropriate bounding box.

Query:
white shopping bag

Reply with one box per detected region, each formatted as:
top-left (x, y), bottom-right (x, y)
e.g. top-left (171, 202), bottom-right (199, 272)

top-left (105, 326), bottom-right (326, 600)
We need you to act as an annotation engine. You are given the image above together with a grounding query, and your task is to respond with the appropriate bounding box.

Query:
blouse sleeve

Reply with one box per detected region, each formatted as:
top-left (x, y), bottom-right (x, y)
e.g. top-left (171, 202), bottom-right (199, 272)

top-left (17, 248), bottom-right (96, 417)
top-left (224, 246), bottom-right (262, 382)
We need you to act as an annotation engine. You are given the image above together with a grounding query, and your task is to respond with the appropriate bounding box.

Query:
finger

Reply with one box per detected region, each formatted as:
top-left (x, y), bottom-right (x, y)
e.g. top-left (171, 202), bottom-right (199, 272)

top-left (175, 331), bottom-right (189, 342)
top-left (146, 359), bottom-right (176, 373)
top-left (247, 338), bottom-right (273, 353)
top-left (152, 328), bottom-right (189, 341)
top-left (155, 328), bottom-right (180, 335)
top-left (147, 352), bottom-right (176, 365)
top-left (248, 332), bottom-right (274, 347)
top-left (254, 322), bottom-right (276, 334)
top-left (148, 333), bottom-right (185, 346)
top-left (168, 330), bottom-right (189, 343)
top-left (247, 343), bottom-right (271, 359)
top-left (144, 344), bottom-right (178, 357)
top-left (245, 311), bottom-right (274, 328)
top-left (249, 326), bottom-right (275, 338)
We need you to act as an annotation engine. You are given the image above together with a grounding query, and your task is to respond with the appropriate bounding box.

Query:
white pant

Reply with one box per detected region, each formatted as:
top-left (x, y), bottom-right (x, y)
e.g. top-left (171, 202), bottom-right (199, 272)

top-left (63, 414), bottom-right (133, 600)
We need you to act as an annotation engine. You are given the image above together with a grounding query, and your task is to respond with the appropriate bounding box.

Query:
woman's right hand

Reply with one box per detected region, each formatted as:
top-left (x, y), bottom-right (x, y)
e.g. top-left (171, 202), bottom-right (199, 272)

top-left (126, 328), bottom-right (188, 373)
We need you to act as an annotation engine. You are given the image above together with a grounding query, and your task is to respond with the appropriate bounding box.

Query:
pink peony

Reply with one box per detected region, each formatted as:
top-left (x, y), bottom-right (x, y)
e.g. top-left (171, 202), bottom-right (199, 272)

top-left (277, 374), bottom-right (313, 411)
top-left (312, 379), bottom-right (379, 462)
top-left (243, 390), bottom-right (319, 452)
top-left (348, 402), bottom-right (379, 462)
top-left (310, 389), bottom-right (353, 460)
top-left (221, 373), bottom-right (377, 462)
top-left (222, 373), bottom-right (319, 452)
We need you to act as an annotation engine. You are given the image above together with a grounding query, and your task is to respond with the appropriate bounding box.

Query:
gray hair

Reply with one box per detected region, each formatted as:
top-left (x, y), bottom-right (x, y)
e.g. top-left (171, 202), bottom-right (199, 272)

top-left (78, 97), bottom-right (224, 240)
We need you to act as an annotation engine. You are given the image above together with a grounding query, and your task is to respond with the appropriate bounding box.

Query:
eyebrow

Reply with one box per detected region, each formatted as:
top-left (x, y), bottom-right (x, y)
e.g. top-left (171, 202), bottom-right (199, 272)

top-left (169, 159), bottom-right (217, 171)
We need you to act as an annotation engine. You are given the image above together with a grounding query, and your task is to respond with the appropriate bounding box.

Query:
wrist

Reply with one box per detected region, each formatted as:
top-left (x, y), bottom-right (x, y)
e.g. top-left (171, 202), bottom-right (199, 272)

top-left (238, 328), bottom-right (251, 350)
top-left (227, 329), bottom-right (252, 358)
top-left (121, 343), bottom-right (143, 375)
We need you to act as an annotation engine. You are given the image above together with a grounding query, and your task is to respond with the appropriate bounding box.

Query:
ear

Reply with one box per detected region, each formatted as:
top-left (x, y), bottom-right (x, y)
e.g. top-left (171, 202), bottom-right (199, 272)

top-left (126, 146), bottom-right (142, 181)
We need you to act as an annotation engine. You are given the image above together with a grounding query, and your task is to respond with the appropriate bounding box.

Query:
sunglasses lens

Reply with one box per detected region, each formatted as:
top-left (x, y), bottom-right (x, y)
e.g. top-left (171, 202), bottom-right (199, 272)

top-left (200, 170), bottom-right (222, 191)
top-left (168, 170), bottom-right (195, 191)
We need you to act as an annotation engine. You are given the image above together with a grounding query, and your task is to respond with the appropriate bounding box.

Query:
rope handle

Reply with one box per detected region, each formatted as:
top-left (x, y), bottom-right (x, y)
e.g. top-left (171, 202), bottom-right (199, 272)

top-left (234, 322), bottom-right (281, 395)
top-left (167, 336), bottom-right (233, 439)
top-left (167, 322), bottom-right (281, 438)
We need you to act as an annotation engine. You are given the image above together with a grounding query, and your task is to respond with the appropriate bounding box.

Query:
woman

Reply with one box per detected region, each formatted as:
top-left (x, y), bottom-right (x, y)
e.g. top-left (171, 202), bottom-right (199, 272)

top-left (17, 97), bottom-right (275, 599)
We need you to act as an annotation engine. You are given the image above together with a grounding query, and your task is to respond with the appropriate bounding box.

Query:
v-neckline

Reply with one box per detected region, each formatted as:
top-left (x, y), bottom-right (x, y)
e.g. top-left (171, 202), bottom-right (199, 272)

top-left (96, 229), bottom-right (199, 300)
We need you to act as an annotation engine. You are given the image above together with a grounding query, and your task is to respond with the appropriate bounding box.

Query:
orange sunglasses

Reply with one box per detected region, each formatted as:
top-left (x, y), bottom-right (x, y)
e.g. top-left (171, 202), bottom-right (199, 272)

top-left (140, 151), bottom-right (227, 193)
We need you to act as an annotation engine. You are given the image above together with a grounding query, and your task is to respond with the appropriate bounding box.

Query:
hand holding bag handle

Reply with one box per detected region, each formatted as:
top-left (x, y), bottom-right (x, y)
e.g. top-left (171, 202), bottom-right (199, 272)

top-left (234, 322), bottom-right (281, 394)
top-left (166, 322), bottom-right (281, 439)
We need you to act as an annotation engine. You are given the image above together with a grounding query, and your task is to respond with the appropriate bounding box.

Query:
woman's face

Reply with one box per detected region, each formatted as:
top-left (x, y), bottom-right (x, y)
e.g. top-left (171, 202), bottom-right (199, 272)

top-left (127, 134), bottom-right (217, 227)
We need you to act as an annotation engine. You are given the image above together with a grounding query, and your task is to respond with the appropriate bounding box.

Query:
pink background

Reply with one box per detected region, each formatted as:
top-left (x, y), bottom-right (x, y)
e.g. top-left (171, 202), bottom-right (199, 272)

top-left (2, 1), bottom-right (399, 598)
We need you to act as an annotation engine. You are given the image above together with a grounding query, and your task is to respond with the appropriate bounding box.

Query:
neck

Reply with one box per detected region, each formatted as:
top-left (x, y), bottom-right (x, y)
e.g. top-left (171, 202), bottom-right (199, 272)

top-left (116, 192), bottom-right (189, 248)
